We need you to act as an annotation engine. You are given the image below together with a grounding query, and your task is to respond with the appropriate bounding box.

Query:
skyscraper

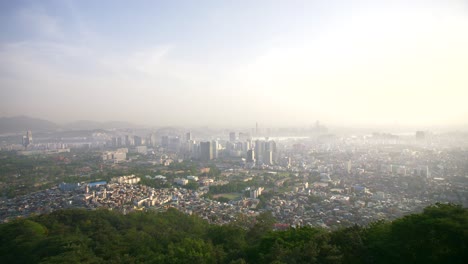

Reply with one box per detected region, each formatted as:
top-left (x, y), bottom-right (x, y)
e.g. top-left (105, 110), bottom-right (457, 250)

top-left (255, 140), bottom-right (265, 165)
top-left (263, 150), bottom-right (273, 165)
top-left (149, 133), bottom-right (157, 147)
top-left (247, 149), bottom-right (255, 163)
top-left (186, 132), bottom-right (192, 141)
top-left (169, 137), bottom-right (181, 152)
top-left (22, 130), bottom-right (33, 149)
top-left (211, 140), bottom-right (218, 159)
top-left (200, 141), bottom-right (213, 161)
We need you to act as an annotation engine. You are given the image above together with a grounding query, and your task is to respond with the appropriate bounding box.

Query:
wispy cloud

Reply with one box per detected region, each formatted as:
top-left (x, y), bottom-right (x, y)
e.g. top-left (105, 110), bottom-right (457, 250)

top-left (1, 0), bottom-right (467, 127)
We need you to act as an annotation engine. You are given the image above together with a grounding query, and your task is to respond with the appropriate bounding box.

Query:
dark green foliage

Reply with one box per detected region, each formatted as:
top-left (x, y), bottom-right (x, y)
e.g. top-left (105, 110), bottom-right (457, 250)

top-left (330, 225), bottom-right (365, 264)
top-left (0, 151), bottom-right (102, 198)
top-left (208, 181), bottom-right (251, 195)
top-left (168, 161), bottom-right (198, 175)
top-left (0, 204), bottom-right (466, 263)
top-left (363, 203), bottom-right (468, 264)
top-left (185, 180), bottom-right (200, 190)
top-left (255, 227), bottom-right (341, 264)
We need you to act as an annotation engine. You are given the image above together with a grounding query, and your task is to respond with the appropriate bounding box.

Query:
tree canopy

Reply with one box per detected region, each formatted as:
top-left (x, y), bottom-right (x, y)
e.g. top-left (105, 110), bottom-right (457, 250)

top-left (0, 203), bottom-right (466, 263)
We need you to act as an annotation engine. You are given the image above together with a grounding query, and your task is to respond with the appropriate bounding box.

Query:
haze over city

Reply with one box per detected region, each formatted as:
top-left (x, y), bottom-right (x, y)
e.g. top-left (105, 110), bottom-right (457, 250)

top-left (1, 2), bottom-right (468, 263)
top-left (1, 0), bottom-right (468, 129)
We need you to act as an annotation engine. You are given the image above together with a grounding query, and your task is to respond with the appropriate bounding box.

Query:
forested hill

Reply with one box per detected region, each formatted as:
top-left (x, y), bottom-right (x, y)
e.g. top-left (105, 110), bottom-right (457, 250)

top-left (0, 204), bottom-right (466, 264)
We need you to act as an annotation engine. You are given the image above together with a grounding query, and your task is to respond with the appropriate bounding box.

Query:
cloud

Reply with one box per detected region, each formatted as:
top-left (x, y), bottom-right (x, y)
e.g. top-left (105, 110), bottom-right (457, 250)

top-left (1, 0), bottom-right (467, 127)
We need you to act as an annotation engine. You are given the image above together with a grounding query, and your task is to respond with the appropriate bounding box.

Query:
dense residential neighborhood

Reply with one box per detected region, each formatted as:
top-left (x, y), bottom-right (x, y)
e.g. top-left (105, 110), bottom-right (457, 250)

top-left (1, 129), bottom-right (467, 228)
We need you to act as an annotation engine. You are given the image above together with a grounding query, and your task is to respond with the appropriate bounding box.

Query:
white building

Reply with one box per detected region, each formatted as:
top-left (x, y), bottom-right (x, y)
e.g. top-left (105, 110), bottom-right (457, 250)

top-left (187, 175), bottom-right (199, 181)
top-left (111, 175), bottom-right (140, 184)
top-left (174, 178), bottom-right (188, 186)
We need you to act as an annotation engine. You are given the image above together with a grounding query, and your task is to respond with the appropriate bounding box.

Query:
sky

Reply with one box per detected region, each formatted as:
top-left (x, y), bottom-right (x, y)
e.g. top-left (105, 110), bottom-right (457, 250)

top-left (1, 0), bottom-right (467, 129)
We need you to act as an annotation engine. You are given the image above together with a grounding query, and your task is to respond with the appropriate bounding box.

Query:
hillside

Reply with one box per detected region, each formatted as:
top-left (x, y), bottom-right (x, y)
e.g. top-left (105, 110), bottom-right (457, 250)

top-left (64, 120), bottom-right (135, 130)
top-left (0, 203), bottom-right (466, 264)
top-left (0, 116), bottom-right (137, 134)
top-left (0, 116), bottom-right (58, 134)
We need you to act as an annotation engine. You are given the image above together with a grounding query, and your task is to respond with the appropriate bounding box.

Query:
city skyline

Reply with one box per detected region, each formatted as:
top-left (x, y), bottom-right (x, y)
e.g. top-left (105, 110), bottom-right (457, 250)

top-left (1, 0), bottom-right (468, 128)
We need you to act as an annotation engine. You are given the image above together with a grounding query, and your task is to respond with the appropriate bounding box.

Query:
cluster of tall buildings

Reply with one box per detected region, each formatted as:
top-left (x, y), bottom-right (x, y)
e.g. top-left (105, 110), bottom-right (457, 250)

top-left (101, 148), bottom-right (128, 163)
top-left (253, 139), bottom-right (277, 165)
top-left (110, 133), bottom-right (157, 148)
top-left (105, 130), bottom-right (281, 166)
top-left (172, 131), bottom-right (280, 165)
top-left (22, 130), bottom-right (33, 149)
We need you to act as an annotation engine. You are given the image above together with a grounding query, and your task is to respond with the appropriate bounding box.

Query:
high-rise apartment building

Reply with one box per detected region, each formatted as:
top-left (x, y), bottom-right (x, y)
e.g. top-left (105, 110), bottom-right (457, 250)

top-left (149, 133), bottom-right (157, 147)
top-left (263, 150), bottom-right (273, 165)
top-left (255, 140), bottom-right (265, 165)
top-left (169, 137), bottom-right (181, 152)
top-left (200, 141), bottom-right (213, 161)
top-left (247, 149), bottom-right (255, 163)
top-left (211, 140), bottom-right (218, 159)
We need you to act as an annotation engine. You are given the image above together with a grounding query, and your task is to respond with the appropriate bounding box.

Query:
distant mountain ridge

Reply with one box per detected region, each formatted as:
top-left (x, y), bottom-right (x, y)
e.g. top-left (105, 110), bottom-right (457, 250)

top-left (0, 116), bottom-right (136, 134)
top-left (64, 120), bottom-right (135, 130)
top-left (0, 116), bottom-right (58, 134)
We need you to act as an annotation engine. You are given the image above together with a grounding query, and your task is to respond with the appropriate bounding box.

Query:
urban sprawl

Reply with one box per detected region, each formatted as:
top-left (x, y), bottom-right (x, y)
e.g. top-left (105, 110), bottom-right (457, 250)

top-left (1, 126), bottom-right (467, 229)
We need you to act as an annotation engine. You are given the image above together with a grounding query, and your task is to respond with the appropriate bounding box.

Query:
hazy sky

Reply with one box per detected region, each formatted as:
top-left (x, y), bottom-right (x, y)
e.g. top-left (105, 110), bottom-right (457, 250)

top-left (1, 0), bottom-right (467, 128)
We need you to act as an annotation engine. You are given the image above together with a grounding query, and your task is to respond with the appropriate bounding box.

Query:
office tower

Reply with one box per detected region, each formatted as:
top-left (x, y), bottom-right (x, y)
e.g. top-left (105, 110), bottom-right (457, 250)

top-left (266, 140), bottom-right (276, 153)
top-left (184, 139), bottom-right (197, 158)
top-left (186, 132), bottom-right (192, 141)
top-left (347, 160), bottom-right (352, 174)
top-left (229, 132), bottom-right (236, 142)
top-left (211, 140), bottom-right (218, 159)
top-left (27, 130), bottom-right (32, 144)
top-left (134, 136), bottom-right (143, 146)
top-left (117, 137), bottom-right (122, 147)
top-left (263, 150), bottom-right (273, 165)
top-left (200, 141), bottom-right (213, 161)
top-left (22, 130), bottom-right (33, 149)
top-left (256, 122), bottom-right (258, 135)
top-left (247, 149), bottom-right (255, 163)
top-left (266, 140), bottom-right (278, 163)
top-left (192, 141), bottom-right (200, 159)
top-left (255, 140), bottom-right (265, 164)
top-left (149, 133), bottom-right (157, 147)
top-left (169, 137), bottom-right (181, 152)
